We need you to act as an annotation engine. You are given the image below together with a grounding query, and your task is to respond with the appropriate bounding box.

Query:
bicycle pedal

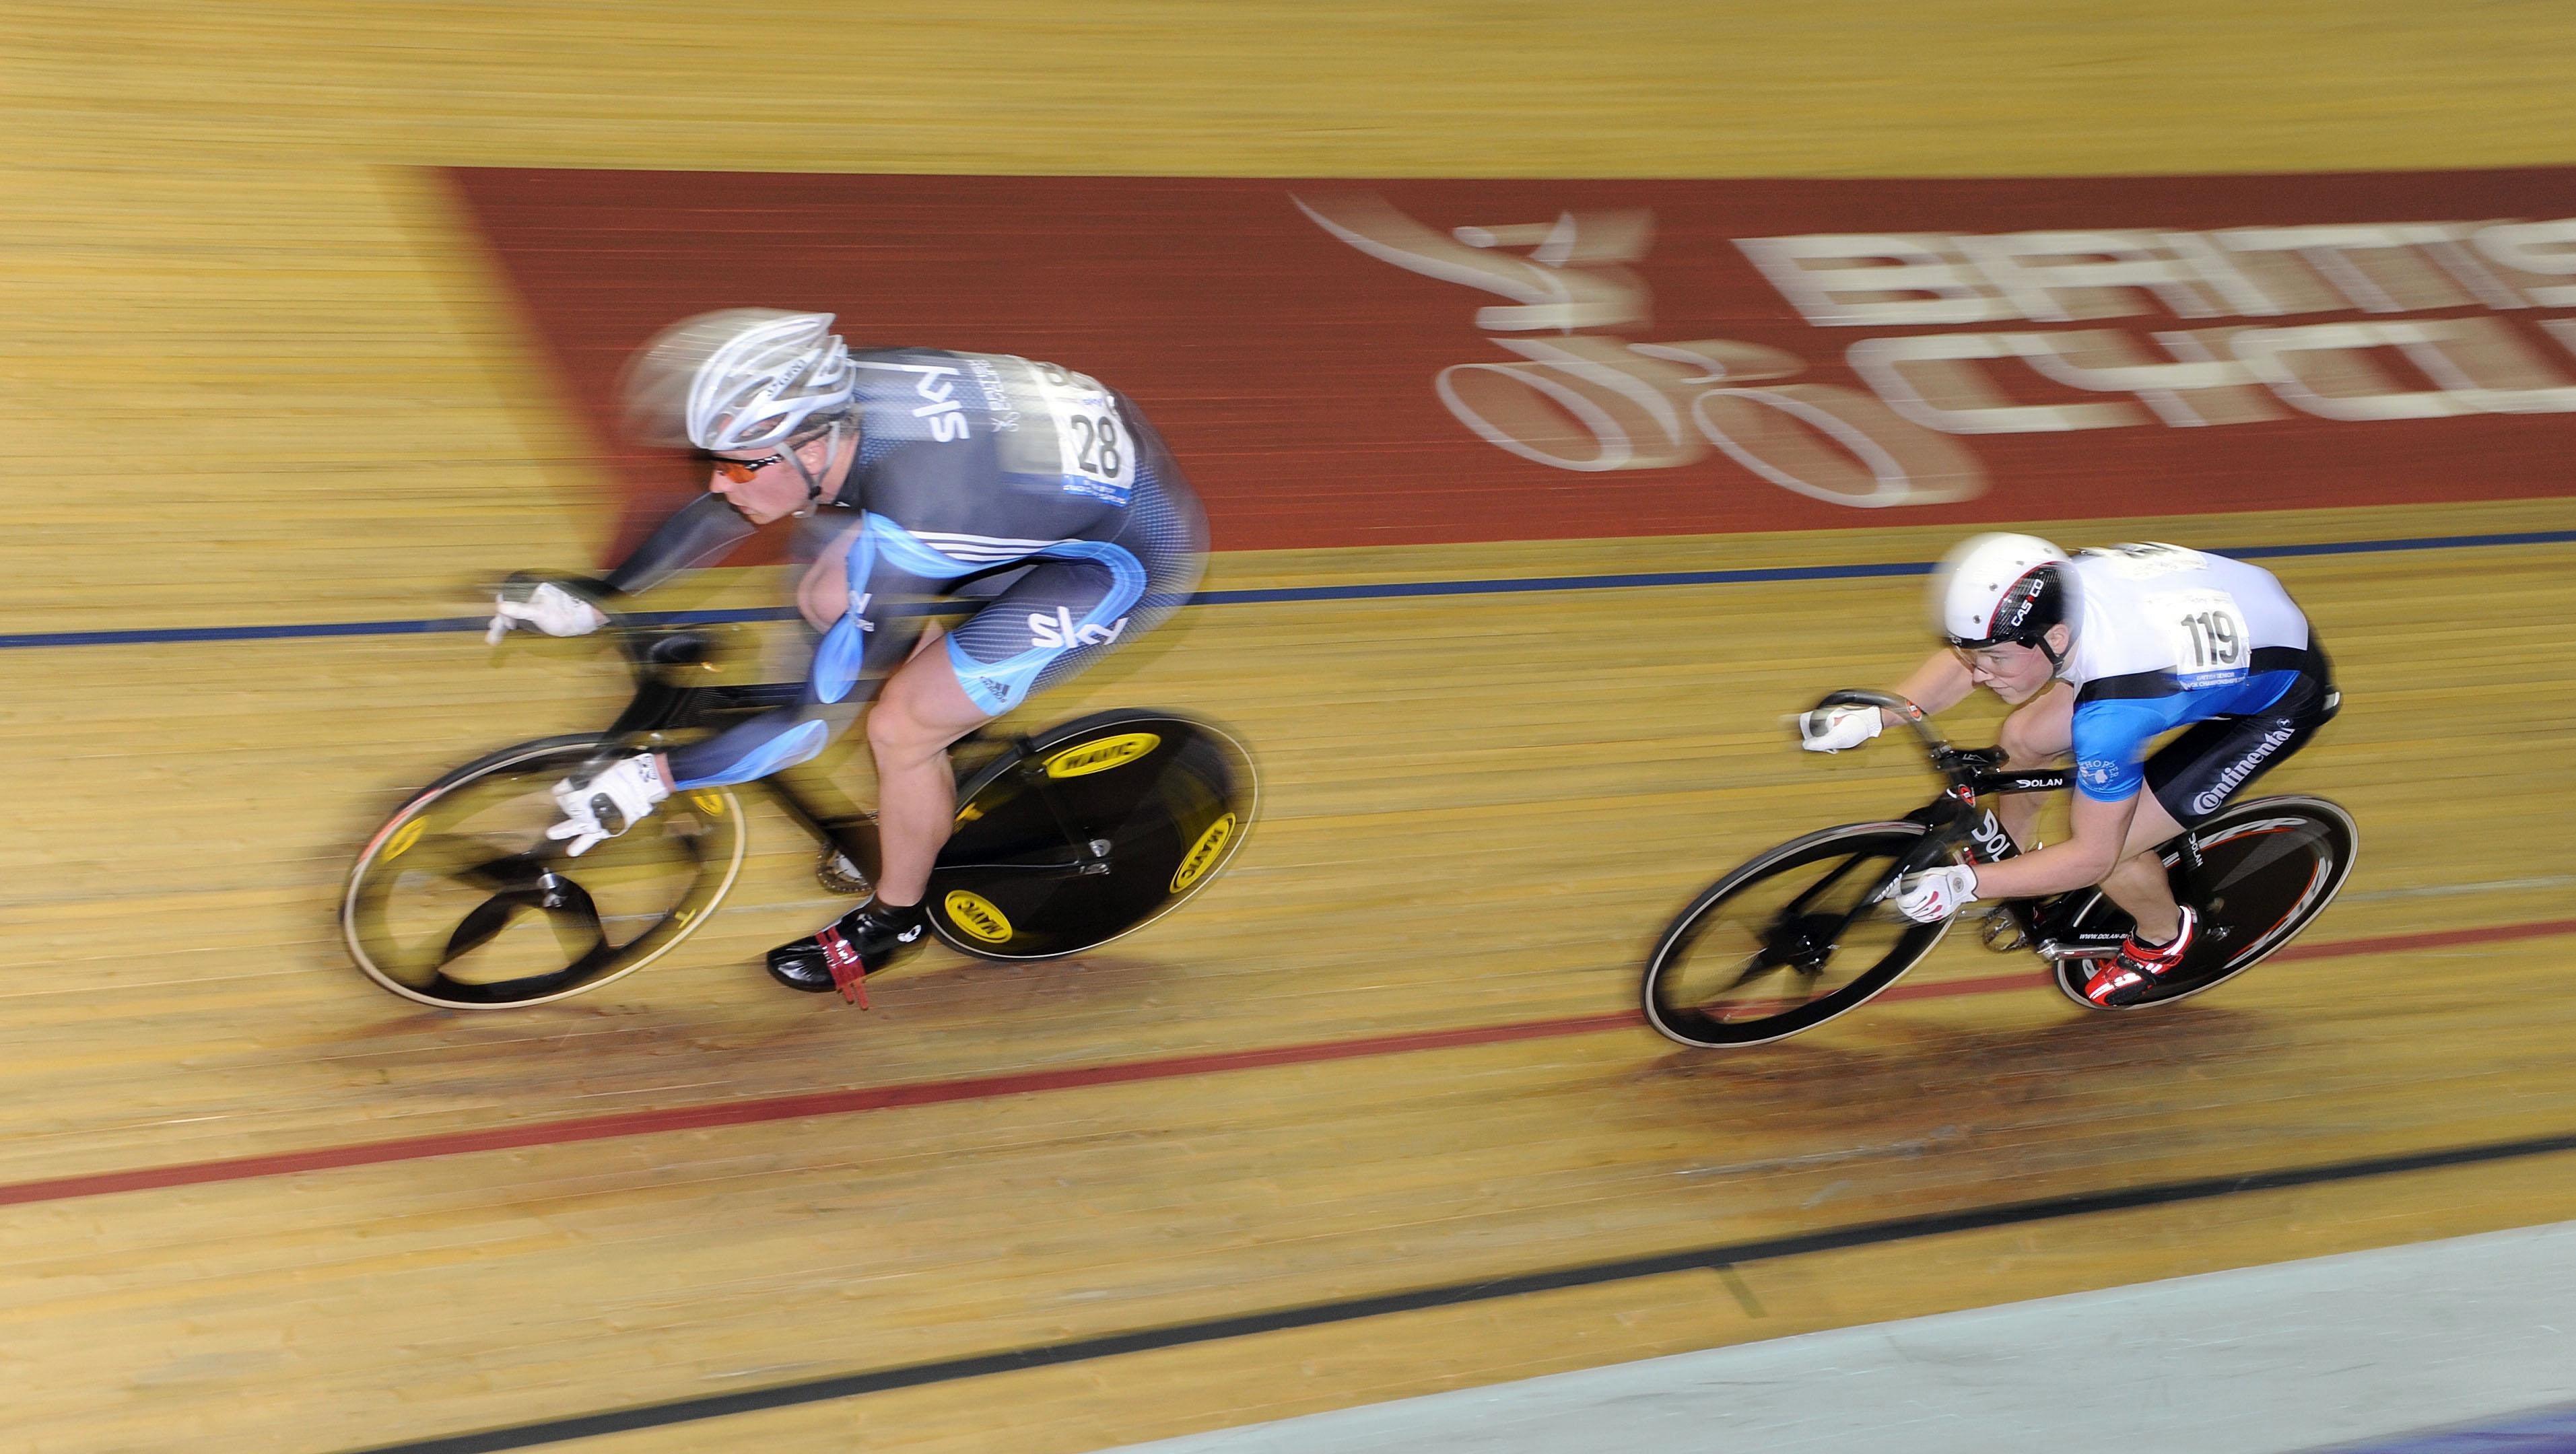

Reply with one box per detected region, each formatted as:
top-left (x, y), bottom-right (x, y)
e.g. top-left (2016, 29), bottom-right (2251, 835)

top-left (815, 847), bottom-right (873, 897)
top-left (1977, 909), bottom-right (2031, 953)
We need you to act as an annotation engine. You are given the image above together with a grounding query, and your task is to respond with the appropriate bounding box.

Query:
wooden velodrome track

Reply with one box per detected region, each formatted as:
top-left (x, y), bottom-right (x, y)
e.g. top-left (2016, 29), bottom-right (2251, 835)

top-left (6, 5), bottom-right (2576, 1451)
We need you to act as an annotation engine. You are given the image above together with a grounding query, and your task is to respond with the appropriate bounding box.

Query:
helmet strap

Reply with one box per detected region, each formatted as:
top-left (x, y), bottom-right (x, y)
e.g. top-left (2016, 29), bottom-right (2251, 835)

top-left (782, 419), bottom-right (842, 518)
top-left (2035, 627), bottom-right (2068, 676)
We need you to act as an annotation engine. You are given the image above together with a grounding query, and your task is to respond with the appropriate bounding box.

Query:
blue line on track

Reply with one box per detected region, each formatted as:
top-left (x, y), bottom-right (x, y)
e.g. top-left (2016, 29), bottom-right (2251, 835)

top-left (7, 528), bottom-right (2571, 653)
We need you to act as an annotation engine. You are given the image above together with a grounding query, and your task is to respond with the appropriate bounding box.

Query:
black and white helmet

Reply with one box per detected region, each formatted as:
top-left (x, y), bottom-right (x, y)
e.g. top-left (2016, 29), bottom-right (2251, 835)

top-left (1932, 532), bottom-right (2072, 652)
top-left (623, 309), bottom-right (856, 452)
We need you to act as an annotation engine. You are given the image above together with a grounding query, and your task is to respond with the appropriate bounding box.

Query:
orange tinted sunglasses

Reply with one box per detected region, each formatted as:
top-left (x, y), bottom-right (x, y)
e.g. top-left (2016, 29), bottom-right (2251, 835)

top-left (705, 452), bottom-right (784, 484)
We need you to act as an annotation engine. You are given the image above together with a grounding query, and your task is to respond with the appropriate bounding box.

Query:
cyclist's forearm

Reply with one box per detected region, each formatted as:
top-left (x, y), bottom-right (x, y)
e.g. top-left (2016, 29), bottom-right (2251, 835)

top-left (1967, 841), bottom-right (2115, 901)
top-left (1969, 791), bottom-right (2128, 899)
top-left (663, 699), bottom-right (861, 789)
top-left (601, 492), bottom-right (757, 596)
top-left (1889, 651), bottom-right (1974, 720)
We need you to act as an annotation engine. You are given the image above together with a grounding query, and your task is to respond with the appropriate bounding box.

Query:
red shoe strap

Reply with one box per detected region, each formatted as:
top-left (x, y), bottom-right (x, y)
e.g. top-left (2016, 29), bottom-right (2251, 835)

top-left (815, 926), bottom-right (870, 1008)
top-left (2083, 961), bottom-right (2143, 1004)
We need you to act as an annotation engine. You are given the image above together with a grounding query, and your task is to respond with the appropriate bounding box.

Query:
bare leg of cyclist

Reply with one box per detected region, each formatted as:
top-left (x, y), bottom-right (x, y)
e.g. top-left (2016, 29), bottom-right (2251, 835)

top-left (1995, 682), bottom-right (2074, 854)
top-left (868, 623), bottom-right (995, 907)
top-left (2095, 791), bottom-right (2190, 945)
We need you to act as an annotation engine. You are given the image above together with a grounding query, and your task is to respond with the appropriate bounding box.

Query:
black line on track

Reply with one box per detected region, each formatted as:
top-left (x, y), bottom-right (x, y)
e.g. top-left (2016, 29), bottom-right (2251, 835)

top-left (345, 1126), bottom-right (2576, 1454)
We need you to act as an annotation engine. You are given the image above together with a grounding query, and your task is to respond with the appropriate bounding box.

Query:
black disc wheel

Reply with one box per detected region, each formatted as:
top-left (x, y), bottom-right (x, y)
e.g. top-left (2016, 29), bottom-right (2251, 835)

top-left (343, 736), bottom-right (746, 1008)
top-left (2052, 794), bottom-right (2359, 1009)
top-left (1643, 821), bottom-right (1953, 1049)
top-left (924, 709), bottom-right (1256, 961)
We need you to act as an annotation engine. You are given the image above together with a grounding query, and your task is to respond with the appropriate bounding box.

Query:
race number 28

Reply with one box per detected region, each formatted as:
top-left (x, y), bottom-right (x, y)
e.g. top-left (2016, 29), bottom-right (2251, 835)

top-left (1066, 413), bottom-right (1122, 479)
top-left (1036, 362), bottom-right (1136, 494)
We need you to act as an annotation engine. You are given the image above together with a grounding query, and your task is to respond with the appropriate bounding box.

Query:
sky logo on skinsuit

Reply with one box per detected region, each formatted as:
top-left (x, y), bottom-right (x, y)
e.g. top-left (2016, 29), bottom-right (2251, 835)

top-left (858, 359), bottom-right (973, 442)
top-left (1027, 607), bottom-right (1130, 649)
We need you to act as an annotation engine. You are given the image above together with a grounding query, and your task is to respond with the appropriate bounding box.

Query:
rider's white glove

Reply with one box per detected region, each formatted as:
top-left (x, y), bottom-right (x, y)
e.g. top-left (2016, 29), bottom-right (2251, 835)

top-left (1893, 864), bottom-right (1979, 924)
top-left (546, 753), bottom-right (669, 857)
top-left (1799, 705), bottom-right (1885, 753)
top-left (487, 582), bottom-right (609, 646)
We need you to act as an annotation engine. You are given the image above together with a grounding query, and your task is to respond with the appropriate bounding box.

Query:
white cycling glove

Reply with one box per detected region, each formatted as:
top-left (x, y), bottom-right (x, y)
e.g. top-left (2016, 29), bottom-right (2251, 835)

top-left (1893, 864), bottom-right (1979, 924)
top-left (487, 581), bottom-right (609, 645)
top-left (547, 753), bottom-right (670, 857)
top-left (1799, 705), bottom-right (1885, 753)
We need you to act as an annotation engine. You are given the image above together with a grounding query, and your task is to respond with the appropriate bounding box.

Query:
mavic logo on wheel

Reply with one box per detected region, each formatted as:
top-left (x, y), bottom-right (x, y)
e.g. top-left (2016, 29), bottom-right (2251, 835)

top-left (1044, 732), bottom-right (1161, 779)
top-left (1172, 813), bottom-right (1237, 893)
top-left (944, 890), bottom-right (1013, 942)
top-left (382, 818), bottom-right (427, 861)
top-left (1027, 607), bottom-right (1130, 649)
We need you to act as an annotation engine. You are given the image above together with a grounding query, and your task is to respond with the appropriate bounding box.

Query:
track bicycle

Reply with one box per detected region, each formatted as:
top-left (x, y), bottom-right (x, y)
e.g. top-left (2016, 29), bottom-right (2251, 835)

top-left (344, 607), bottom-right (1256, 1009)
top-left (1642, 689), bottom-right (2356, 1049)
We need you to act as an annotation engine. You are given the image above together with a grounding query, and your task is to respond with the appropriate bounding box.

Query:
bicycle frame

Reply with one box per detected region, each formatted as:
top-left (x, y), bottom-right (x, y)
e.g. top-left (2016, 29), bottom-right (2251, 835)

top-left (1817, 689), bottom-right (2185, 965)
top-left (580, 616), bottom-right (1114, 885)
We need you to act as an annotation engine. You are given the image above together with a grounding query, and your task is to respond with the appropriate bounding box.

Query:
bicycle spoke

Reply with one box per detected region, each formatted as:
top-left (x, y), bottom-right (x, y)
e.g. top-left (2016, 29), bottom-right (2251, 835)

top-left (442, 894), bottom-right (525, 965)
top-left (455, 849), bottom-right (547, 892)
top-left (534, 872), bottom-right (610, 958)
top-left (1708, 951), bottom-right (1788, 996)
top-left (1644, 825), bottom-right (1945, 1047)
top-left (1778, 850), bottom-right (1878, 920)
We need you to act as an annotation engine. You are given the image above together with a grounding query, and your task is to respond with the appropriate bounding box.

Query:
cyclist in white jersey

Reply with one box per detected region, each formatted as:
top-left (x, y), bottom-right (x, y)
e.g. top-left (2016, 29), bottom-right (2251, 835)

top-left (1798, 534), bottom-right (2339, 1006)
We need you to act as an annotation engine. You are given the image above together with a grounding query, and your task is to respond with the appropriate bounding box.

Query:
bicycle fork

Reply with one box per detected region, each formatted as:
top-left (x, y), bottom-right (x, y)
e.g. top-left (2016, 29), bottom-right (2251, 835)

top-left (1007, 742), bottom-right (1115, 876)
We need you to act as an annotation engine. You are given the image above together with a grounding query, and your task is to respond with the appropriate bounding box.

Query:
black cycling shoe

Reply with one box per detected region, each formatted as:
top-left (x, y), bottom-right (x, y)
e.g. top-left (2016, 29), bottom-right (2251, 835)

top-left (766, 899), bottom-right (928, 1006)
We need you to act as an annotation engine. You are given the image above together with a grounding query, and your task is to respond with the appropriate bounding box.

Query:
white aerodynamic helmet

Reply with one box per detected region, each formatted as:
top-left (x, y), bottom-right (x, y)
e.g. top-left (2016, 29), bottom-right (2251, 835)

top-left (1931, 532), bottom-right (2073, 651)
top-left (622, 309), bottom-right (856, 452)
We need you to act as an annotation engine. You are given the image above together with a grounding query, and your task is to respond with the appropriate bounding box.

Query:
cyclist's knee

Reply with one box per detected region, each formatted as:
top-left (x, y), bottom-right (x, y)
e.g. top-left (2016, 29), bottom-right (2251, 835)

top-left (868, 664), bottom-right (988, 765)
top-left (1996, 711), bottom-right (2065, 770)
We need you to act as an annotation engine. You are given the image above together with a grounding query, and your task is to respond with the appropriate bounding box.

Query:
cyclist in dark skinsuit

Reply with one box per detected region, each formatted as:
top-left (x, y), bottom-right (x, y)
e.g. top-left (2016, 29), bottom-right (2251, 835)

top-left (488, 310), bottom-right (1205, 999)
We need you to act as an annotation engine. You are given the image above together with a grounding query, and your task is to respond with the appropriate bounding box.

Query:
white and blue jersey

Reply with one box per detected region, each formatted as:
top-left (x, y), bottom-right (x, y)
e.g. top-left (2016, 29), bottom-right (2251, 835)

top-left (2062, 544), bottom-right (2317, 806)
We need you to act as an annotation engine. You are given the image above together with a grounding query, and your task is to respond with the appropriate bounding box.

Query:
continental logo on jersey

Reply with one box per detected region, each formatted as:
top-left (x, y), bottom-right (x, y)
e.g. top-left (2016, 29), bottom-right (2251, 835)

top-left (1044, 732), bottom-right (1159, 778)
top-left (944, 890), bottom-right (1013, 943)
top-left (1171, 813), bottom-right (1236, 893)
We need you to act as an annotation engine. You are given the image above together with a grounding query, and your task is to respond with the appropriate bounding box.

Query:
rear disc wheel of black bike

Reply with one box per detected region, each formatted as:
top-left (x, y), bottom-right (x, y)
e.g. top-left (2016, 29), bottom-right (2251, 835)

top-left (1643, 821), bottom-right (1952, 1049)
top-left (924, 710), bottom-right (1256, 961)
top-left (343, 736), bottom-right (747, 1008)
top-left (2052, 794), bottom-right (2359, 1010)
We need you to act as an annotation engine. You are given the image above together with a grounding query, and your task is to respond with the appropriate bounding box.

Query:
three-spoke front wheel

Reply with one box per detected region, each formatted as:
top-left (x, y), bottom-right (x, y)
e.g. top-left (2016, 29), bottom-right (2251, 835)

top-left (1642, 821), bottom-right (1953, 1049)
top-left (342, 736), bottom-right (746, 1009)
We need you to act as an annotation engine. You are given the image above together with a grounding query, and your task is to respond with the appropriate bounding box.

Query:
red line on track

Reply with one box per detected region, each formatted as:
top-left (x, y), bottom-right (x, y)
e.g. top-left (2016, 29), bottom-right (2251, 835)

top-left (6, 917), bottom-right (2571, 1210)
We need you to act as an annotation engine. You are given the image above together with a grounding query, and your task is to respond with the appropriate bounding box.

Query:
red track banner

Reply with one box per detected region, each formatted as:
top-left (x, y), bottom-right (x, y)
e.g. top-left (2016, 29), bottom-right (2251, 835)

top-left (448, 168), bottom-right (2576, 556)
